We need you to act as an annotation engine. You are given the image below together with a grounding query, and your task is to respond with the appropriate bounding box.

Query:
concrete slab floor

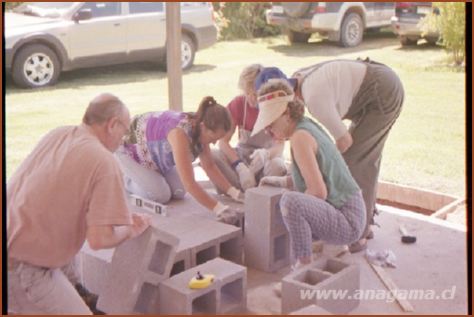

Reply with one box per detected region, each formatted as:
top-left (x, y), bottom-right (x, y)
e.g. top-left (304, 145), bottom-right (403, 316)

top-left (126, 166), bottom-right (468, 314)
top-left (244, 204), bottom-right (468, 314)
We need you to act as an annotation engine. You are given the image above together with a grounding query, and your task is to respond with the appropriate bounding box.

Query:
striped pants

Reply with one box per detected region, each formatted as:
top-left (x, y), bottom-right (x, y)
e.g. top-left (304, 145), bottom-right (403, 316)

top-left (280, 190), bottom-right (366, 259)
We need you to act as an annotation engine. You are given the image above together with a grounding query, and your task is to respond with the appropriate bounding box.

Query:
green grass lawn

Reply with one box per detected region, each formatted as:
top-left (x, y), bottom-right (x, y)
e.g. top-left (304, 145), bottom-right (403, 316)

top-left (5, 32), bottom-right (466, 197)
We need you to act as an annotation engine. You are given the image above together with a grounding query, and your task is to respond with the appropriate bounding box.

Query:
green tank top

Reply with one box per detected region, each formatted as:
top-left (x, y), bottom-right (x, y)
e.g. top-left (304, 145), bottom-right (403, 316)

top-left (291, 117), bottom-right (360, 208)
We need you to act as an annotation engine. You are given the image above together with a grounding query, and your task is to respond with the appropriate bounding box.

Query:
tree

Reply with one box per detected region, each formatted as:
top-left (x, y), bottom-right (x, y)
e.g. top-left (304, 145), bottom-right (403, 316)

top-left (213, 2), bottom-right (281, 40)
top-left (421, 2), bottom-right (465, 65)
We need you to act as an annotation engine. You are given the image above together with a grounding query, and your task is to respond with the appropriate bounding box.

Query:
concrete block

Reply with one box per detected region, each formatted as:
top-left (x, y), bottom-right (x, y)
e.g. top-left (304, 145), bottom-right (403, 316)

top-left (281, 257), bottom-right (360, 315)
top-left (97, 227), bottom-right (179, 314)
top-left (196, 219), bottom-right (243, 264)
top-left (244, 186), bottom-right (290, 272)
top-left (159, 258), bottom-right (247, 314)
top-left (219, 231), bottom-right (243, 264)
top-left (78, 242), bottom-right (114, 295)
top-left (290, 304), bottom-right (332, 315)
top-left (191, 239), bottom-right (220, 267)
top-left (174, 217), bottom-right (243, 267)
top-left (171, 248), bottom-right (192, 277)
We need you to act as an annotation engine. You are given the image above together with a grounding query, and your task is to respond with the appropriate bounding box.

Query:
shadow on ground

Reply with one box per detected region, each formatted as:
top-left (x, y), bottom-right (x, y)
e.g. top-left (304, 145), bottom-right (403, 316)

top-left (394, 41), bottom-right (442, 51)
top-left (5, 62), bottom-right (216, 95)
top-left (268, 31), bottom-right (407, 58)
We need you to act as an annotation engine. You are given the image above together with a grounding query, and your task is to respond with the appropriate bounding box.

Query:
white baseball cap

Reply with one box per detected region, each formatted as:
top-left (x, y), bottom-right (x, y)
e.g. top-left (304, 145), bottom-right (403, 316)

top-left (251, 89), bottom-right (294, 137)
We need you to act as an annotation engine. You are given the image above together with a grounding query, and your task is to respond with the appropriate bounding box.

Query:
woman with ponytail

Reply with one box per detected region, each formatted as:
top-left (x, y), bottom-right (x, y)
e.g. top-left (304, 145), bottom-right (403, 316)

top-left (116, 96), bottom-right (242, 224)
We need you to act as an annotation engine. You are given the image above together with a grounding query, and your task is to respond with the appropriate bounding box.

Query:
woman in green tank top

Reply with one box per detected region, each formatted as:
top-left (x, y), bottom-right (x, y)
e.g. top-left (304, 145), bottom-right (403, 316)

top-left (251, 79), bottom-right (367, 268)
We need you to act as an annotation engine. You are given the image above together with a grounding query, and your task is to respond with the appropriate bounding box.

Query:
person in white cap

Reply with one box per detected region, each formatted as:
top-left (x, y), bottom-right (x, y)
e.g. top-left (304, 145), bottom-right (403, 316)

top-left (254, 60), bottom-right (404, 253)
top-left (253, 80), bottom-right (366, 268)
top-left (212, 64), bottom-right (288, 192)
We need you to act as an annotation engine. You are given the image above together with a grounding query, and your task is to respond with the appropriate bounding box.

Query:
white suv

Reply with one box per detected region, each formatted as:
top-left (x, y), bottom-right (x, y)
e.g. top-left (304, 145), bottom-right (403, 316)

top-left (5, 2), bottom-right (218, 88)
top-left (266, 2), bottom-right (395, 47)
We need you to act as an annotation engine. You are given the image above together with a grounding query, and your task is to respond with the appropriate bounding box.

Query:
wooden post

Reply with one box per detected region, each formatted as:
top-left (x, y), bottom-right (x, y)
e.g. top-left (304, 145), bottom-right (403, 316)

top-left (166, 2), bottom-right (182, 111)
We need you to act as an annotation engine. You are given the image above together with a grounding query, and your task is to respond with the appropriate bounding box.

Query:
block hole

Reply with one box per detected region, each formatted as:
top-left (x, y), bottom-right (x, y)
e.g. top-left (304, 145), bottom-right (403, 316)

top-left (294, 269), bottom-right (331, 286)
top-left (170, 260), bottom-right (185, 277)
top-left (192, 290), bottom-right (217, 314)
top-left (196, 245), bottom-right (218, 265)
top-left (220, 236), bottom-right (242, 263)
top-left (221, 278), bottom-right (243, 313)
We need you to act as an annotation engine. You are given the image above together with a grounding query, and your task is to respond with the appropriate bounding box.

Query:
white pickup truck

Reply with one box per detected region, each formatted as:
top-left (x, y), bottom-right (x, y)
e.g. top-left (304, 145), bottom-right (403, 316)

top-left (266, 2), bottom-right (395, 47)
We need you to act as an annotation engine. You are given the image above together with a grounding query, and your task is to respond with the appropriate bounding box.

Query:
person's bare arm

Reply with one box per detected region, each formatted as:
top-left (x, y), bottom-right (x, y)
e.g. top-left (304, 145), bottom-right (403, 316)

top-left (200, 144), bottom-right (233, 193)
top-left (86, 213), bottom-right (151, 250)
top-left (217, 121), bottom-right (239, 163)
top-left (168, 128), bottom-right (219, 211)
top-left (290, 130), bottom-right (327, 199)
top-left (335, 131), bottom-right (353, 153)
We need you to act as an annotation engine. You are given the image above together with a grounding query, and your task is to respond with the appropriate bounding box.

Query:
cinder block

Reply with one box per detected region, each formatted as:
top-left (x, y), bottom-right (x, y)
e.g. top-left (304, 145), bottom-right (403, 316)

top-left (171, 248), bottom-right (192, 277)
top-left (281, 257), bottom-right (360, 315)
top-left (78, 242), bottom-right (114, 295)
top-left (191, 240), bottom-right (220, 267)
top-left (244, 186), bottom-right (290, 272)
top-left (219, 231), bottom-right (243, 264)
top-left (158, 258), bottom-right (247, 314)
top-left (290, 304), bottom-right (332, 315)
top-left (195, 219), bottom-right (243, 265)
top-left (175, 217), bottom-right (243, 267)
top-left (97, 227), bottom-right (179, 314)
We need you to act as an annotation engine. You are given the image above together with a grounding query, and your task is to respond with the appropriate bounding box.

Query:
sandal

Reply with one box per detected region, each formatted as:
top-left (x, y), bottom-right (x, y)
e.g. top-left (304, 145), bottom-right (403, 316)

top-left (349, 238), bottom-right (368, 253)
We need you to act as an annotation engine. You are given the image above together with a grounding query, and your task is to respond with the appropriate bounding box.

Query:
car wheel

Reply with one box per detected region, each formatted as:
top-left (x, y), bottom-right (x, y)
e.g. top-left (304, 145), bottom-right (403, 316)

top-left (12, 44), bottom-right (60, 88)
top-left (340, 13), bottom-right (364, 47)
top-left (181, 34), bottom-right (195, 70)
top-left (287, 30), bottom-right (311, 44)
top-left (400, 36), bottom-right (418, 46)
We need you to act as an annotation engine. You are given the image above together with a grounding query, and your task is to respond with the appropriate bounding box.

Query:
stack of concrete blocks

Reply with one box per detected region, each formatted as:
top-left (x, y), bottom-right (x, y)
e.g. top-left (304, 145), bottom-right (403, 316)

top-left (281, 257), bottom-right (360, 314)
top-left (78, 242), bottom-right (115, 296)
top-left (244, 186), bottom-right (290, 272)
top-left (159, 258), bottom-right (247, 314)
top-left (152, 214), bottom-right (244, 277)
top-left (96, 227), bottom-right (179, 314)
top-left (290, 304), bottom-right (332, 315)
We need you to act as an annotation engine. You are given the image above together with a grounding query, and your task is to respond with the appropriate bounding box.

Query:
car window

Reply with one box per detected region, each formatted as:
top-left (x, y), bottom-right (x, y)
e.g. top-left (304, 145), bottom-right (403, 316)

top-left (81, 2), bottom-right (121, 18)
top-left (129, 2), bottom-right (164, 14)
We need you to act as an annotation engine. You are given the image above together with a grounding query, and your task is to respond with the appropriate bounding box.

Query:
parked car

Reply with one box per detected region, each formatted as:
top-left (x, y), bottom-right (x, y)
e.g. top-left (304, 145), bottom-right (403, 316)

top-left (5, 2), bottom-right (218, 88)
top-left (266, 2), bottom-right (395, 47)
top-left (390, 2), bottom-right (440, 46)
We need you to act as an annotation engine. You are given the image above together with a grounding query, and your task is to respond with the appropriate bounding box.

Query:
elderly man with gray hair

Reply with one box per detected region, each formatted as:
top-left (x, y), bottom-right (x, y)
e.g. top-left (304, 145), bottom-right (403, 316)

top-left (7, 93), bottom-right (152, 314)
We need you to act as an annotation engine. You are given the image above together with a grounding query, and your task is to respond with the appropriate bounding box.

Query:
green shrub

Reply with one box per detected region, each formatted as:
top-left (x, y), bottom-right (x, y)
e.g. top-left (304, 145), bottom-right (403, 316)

top-left (421, 2), bottom-right (465, 65)
top-left (213, 2), bottom-right (281, 40)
